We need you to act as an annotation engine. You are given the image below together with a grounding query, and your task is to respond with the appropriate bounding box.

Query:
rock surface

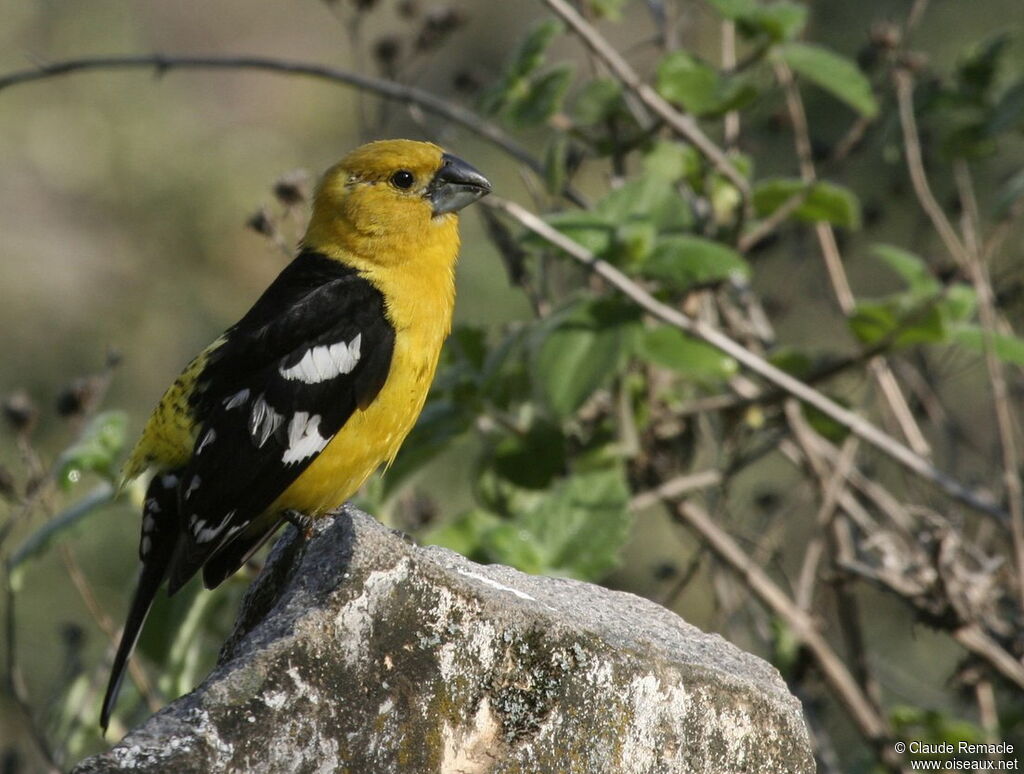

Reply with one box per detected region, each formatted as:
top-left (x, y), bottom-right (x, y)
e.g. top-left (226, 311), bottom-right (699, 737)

top-left (74, 506), bottom-right (814, 773)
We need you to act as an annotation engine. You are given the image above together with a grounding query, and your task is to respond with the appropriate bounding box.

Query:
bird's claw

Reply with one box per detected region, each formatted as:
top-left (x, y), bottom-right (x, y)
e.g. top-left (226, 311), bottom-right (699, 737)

top-left (283, 509), bottom-right (316, 540)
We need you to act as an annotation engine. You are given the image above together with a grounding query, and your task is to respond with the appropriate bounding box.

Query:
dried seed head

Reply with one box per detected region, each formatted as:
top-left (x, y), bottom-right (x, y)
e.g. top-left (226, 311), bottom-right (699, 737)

top-left (397, 0), bottom-right (419, 19)
top-left (56, 377), bottom-right (97, 418)
top-left (373, 36), bottom-right (402, 71)
top-left (415, 7), bottom-right (465, 51)
top-left (273, 170), bottom-right (311, 207)
top-left (3, 391), bottom-right (37, 433)
top-left (452, 70), bottom-right (480, 94)
top-left (246, 208), bottom-right (276, 237)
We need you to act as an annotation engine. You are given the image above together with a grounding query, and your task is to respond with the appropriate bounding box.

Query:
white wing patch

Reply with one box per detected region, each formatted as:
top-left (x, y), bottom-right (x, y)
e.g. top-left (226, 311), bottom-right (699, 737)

top-left (223, 388), bottom-right (250, 410)
top-left (250, 396), bottom-right (284, 447)
top-left (282, 411), bottom-right (329, 464)
top-left (197, 428), bottom-right (217, 454)
top-left (279, 334), bottom-right (362, 384)
top-left (191, 510), bottom-right (241, 544)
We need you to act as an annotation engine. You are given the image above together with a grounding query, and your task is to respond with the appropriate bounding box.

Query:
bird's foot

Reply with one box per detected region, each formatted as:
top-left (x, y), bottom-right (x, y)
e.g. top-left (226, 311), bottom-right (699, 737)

top-left (282, 509), bottom-right (317, 540)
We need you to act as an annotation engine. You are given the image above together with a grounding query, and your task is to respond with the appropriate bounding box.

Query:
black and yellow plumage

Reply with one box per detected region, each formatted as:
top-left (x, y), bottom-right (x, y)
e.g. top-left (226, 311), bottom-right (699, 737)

top-left (101, 139), bottom-right (491, 730)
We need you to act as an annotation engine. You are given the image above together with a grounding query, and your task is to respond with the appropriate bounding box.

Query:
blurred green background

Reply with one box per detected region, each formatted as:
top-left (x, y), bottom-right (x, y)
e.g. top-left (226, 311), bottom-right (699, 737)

top-left (2, 1), bottom-right (1023, 771)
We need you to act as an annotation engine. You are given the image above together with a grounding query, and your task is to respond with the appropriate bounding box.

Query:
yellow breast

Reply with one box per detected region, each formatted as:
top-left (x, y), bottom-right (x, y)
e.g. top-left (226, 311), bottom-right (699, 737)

top-left (271, 319), bottom-right (448, 514)
top-left (272, 218), bottom-right (459, 515)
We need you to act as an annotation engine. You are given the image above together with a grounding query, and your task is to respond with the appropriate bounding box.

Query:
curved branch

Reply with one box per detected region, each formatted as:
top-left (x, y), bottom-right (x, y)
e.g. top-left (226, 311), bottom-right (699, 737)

top-left (483, 194), bottom-right (1007, 523)
top-left (540, 0), bottom-right (750, 197)
top-left (0, 53), bottom-right (586, 207)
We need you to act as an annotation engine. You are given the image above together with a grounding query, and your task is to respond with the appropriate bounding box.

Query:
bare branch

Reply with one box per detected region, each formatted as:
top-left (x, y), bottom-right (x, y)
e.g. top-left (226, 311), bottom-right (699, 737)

top-left (630, 469), bottom-right (723, 511)
top-left (540, 0), bottom-right (750, 196)
top-left (483, 194), bottom-right (1006, 521)
top-left (775, 59), bottom-right (931, 458)
top-left (671, 500), bottom-right (897, 761)
top-left (0, 53), bottom-right (586, 208)
top-left (893, 69), bottom-right (969, 268)
top-left (953, 163), bottom-right (1024, 611)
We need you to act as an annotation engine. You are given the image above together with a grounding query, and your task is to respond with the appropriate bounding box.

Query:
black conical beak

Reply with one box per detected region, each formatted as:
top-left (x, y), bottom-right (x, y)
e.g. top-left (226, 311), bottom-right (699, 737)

top-left (427, 153), bottom-right (492, 215)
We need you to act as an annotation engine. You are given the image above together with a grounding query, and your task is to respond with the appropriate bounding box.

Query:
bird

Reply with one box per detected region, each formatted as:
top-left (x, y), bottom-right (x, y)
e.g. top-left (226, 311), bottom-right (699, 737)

top-left (100, 139), bottom-right (492, 731)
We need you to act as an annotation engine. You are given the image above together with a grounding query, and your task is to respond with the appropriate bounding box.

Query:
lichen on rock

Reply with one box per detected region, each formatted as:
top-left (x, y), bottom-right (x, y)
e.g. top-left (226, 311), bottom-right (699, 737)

top-left (73, 506), bottom-right (814, 773)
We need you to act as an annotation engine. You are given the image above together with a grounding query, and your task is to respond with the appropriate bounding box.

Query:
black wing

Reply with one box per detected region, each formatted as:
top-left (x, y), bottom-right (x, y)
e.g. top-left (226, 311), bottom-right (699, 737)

top-left (165, 249), bottom-right (394, 592)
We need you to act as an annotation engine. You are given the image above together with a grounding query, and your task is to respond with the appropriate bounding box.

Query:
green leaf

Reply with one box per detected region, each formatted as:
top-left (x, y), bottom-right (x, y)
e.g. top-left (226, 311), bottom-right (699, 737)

top-left (778, 42), bottom-right (879, 118)
top-left (493, 418), bottom-right (567, 490)
top-left (995, 167), bottom-right (1024, 218)
top-left (708, 0), bottom-right (806, 41)
top-left (531, 298), bottom-right (639, 417)
top-left (614, 220), bottom-right (658, 267)
top-left (849, 299), bottom-right (946, 347)
top-left (752, 178), bottom-right (862, 228)
top-left (938, 284), bottom-right (976, 324)
top-left (510, 19), bottom-right (563, 80)
top-left (636, 326), bottom-right (737, 383)
top-left (534, 211), bottom-right (617, 256)
top-left (595, 175), bottom-right (670, 221)
top-left (481, 522), bottom-right (548, 574)
top-left (55, 410), bottom-right (128, 490)
top-left (508, 64), bottom-right (574, 128)
top-left (871, 244), bottom-right (940, 296)
top-left (705, 0), bottom-right (757, 18)
top-left (588, 0), bottom-right (629, 21)
top-left (950, 325), bottom-right (1024, 365)
top-left (802, 401), bottom-right (851, 444)
top-left (957, 34), bottom-right (1010, 103)
top-left (745, 2), bottom-right (807, 42)
top-left (768, 347), bottom-right (816, 379)
top-left (988, 79), bottom-right (1024, 135)
top-left (543, 132), bottom-right (569, 196)
top-left (640, 235), bottom-right (750, 291)
top-left (572, 77), bottom-right (624, 126)
top-left (596, 175), bottom-right (691, 231)
top-left (423, 509), bottom-right (502, 560)
top-left (480, 20), bottom-right (564, 116)
top-left (656, 51), bottom-right (756, 116)
top-left (520, 468), bottom-right (632, 579)
top-left (642, 140), bottom-right (701, 183)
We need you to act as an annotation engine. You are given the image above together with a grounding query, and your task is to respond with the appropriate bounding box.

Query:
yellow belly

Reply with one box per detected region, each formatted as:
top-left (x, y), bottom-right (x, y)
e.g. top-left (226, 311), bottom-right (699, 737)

top-left (270, 323), bottom-right (444, 515)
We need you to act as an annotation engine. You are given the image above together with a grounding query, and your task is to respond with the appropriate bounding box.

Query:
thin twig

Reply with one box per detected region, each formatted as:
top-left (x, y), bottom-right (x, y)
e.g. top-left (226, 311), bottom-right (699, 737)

top-left (775, 58), bottom-right (931, 457)
top-left (630, 469), bottom-right (723, 511)
top-left (484, 194), bottom-right (1005, 521)
top-left (0, 53), bottom-right (587, 208)
top-left (893, 69), bottom-right (969, 268)
top-left (4, 573), bottom-right (63, 772)
top-left (952, 163), bottom-right (1024, 611)
top-left (671, 500), bottom-right (898, 764)
top-left (737, 189), bottom-right (808, 253)
top-left (721, 20), bottom-right (740, 148)
top-left (540, 0), bottom-right (750, 196)
top-left (58, 545), bottom-right (161, 714)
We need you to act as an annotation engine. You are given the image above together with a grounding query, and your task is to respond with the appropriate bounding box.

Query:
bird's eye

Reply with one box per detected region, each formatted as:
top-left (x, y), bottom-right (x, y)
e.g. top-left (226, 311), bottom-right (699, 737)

top-left (390, 170), bottom-right (415, 189)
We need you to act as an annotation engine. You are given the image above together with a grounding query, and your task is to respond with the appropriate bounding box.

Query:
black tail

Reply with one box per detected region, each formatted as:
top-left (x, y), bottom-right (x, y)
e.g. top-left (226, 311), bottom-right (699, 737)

top-left (99, 556), bottom-right (167, 731)
top-left (100, 471), bottom-right (181, 732)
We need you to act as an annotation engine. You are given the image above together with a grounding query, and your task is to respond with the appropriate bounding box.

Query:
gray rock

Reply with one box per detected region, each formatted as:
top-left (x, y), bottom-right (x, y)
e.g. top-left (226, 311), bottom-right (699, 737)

top-left (74, 506), bottom-right (814, 773)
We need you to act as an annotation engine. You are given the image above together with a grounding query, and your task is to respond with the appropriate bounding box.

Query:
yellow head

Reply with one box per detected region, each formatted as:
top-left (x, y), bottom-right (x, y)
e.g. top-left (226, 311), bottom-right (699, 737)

top-left (303, 139), bottom-right (491, 268)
